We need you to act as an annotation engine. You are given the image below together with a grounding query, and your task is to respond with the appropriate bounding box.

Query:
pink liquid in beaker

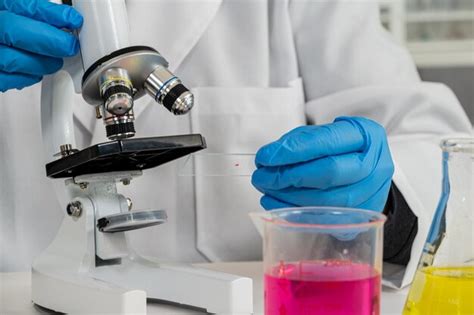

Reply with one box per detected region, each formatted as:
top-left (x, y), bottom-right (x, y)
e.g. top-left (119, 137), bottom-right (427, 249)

top-left (265, 260), bottom-right (380, 315)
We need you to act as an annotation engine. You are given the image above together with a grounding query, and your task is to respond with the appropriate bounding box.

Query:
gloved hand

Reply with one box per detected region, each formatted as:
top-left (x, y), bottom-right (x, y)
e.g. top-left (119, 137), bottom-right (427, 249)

top-left (0, 0), bottom-right (83, 92)
top-left (252, 116), bottom-right (394, 212)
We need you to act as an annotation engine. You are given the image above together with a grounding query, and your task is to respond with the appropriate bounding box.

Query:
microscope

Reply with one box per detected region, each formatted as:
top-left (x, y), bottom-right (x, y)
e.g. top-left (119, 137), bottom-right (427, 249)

top-left (32, 0), bottom-right (253, 313)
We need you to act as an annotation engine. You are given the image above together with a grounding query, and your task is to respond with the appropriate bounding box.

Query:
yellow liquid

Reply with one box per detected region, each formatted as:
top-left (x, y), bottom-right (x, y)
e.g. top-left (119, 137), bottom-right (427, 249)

top-left (403, 266), bottom-right (474, 315)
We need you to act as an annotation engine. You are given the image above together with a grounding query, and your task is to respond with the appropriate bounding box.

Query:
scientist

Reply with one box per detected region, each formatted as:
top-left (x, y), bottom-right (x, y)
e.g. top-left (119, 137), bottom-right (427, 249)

top-left (0, 0), bottom-right (471, 289)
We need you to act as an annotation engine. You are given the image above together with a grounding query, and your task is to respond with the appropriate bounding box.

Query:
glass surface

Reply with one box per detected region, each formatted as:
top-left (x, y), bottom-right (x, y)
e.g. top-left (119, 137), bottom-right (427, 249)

top-left (403, 138), bottom-right (474, 315)
top-left (177, 153), bottom-right (262, 261)
top-left (178, 153), bottom-right (256, 177)
top-left (406, 0), bottom-right (473, 11)
top-left (98, 210), bottom-right (167, 233)
top-left (407, 21), bottom-right (474, 41)
top-left (253, 207), bottom-right (386, 315)
top-left (405, 0), bottom-right (474, 44)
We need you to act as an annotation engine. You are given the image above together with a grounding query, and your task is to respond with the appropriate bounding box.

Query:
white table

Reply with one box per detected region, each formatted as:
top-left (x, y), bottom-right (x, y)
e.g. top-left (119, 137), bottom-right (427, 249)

top-left (0, 262), bottom-right (408, 314)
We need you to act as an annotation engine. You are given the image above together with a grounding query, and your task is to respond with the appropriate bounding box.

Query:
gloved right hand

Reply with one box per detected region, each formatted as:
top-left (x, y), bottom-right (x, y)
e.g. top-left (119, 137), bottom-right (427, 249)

top-left (0, 0), bottom-right (83, 92)
top-left (252, 117), bottom-right (394, 212)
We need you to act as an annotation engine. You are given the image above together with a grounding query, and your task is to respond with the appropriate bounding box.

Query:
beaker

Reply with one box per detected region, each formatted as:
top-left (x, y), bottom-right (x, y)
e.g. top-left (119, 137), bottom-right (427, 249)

top-left (252, 207), bottom-right (386, 315)
top-left (403, 138), bottom-right (474, 315)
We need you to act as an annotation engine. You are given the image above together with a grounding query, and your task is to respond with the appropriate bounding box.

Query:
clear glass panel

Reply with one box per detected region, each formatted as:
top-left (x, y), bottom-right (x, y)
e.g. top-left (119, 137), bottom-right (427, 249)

top-left (407, 0), bottom-right (473, 12)
top-left (178, 153), bottom-right (256, 177)
top-left (407, 21), bottom-right (474, 41)
top-left (177, 153), bottom-right (262, 261)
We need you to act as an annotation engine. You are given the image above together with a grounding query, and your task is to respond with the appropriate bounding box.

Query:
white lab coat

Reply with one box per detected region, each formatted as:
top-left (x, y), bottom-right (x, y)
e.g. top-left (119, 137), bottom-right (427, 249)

top-left (0, 0), bottom-right (471, 289)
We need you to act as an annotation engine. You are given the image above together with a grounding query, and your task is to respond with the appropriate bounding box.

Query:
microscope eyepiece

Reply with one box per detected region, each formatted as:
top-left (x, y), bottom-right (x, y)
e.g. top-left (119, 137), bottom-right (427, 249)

top-left (162, 84), bottom-right (194, 115)
top-left (144, 66), bottom-right (194, 115)
top-left (99, 68), bottom-right (136, 140)
top-left (106, 122), bottom-right (136, 139)
top-left (102, 85), bottom-right (133, 115)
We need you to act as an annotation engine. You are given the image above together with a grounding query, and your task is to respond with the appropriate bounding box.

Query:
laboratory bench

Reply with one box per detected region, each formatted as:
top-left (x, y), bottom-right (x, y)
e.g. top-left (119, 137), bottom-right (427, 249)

top-left (0, 261), bottom-right (408, 314)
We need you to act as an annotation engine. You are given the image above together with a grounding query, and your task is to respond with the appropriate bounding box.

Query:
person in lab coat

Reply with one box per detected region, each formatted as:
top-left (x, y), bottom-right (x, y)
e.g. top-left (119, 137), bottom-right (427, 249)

top-left (0, 0), bottom-right (471, 289)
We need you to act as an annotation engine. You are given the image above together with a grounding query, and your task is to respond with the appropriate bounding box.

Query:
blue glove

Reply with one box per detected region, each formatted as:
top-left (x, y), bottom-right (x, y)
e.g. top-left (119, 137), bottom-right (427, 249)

top-left (0, 0), bottom-right (83, 92)
top-left (252, 117), bottom-right (394, 212)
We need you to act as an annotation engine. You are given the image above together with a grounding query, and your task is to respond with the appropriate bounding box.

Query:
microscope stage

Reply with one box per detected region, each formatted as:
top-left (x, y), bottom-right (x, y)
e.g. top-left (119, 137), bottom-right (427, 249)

top-left (46, 134), bottom-right (206, 178)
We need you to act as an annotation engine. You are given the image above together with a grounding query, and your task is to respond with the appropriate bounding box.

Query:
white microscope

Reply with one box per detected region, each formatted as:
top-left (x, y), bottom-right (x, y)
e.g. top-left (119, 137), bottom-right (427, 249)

top-left (32, 0), bottom-right (253, 313)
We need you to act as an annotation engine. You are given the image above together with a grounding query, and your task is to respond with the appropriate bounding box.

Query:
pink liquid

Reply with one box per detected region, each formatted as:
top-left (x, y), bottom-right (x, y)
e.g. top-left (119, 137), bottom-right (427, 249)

top-left (265, 260), bottom-right (381, 315)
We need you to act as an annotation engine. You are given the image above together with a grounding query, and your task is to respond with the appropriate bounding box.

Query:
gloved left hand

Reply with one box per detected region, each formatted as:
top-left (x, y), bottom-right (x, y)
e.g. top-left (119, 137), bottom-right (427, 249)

top-left (0, 0), bottom-right (83, 92)
top-left (252, 116), bottom-right (394, 212)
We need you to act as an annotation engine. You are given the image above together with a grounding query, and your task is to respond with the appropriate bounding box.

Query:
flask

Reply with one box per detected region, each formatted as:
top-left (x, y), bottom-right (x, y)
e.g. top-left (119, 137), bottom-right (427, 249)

top-left (403, 138), bottom-right (474, 314)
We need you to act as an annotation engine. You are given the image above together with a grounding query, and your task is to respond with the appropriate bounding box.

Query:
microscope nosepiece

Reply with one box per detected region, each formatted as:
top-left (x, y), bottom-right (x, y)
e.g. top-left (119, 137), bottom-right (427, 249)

top-left (144, 66), bottom-right (194, 115)
top-left (81, 47), bottom-right (196, 140)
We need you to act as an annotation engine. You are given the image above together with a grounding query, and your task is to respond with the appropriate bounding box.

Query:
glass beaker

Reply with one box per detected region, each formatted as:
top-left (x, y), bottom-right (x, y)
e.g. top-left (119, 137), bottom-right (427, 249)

top-left (403, 138), bottom-right (474, 315)
top-left (252, 207), bottom-right (386, 315)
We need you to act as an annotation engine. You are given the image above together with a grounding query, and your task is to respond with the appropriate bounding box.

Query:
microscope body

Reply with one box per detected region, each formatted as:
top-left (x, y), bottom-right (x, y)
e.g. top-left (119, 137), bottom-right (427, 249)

top-left (33, 0), bottom-right (254, 313)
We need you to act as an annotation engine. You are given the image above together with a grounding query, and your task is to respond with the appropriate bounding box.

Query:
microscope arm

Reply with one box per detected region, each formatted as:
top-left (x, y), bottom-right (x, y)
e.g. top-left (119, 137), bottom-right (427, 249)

top-left (40, 0), bottom-right (129, 160)
top-left (40, 70), bottom-right (76, 160)
top-left (40, 53), bottom-right (84, 160)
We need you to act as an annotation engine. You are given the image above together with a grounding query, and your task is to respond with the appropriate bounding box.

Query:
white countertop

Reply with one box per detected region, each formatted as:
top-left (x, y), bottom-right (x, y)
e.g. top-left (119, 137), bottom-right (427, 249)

top-left (0, 262), bottom-right (408, 314)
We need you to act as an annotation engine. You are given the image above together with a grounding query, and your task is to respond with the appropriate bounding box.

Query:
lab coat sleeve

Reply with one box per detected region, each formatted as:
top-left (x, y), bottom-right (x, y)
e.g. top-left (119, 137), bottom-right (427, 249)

top-left (289, 0), bottom-right (472, 288)
top-left (383, 183), bottom-right (418, 266)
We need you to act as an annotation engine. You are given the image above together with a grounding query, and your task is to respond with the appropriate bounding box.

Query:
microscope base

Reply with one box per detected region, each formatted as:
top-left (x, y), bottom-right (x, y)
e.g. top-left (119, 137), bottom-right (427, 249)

top-left (32, 268), bottom-right (146, 314)
top-left (32, 259), bottom-right (252, 314)
top-left (31, 179), bottom-right (253, 314)
top-left (94, 259), bottom-right (253, 314)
